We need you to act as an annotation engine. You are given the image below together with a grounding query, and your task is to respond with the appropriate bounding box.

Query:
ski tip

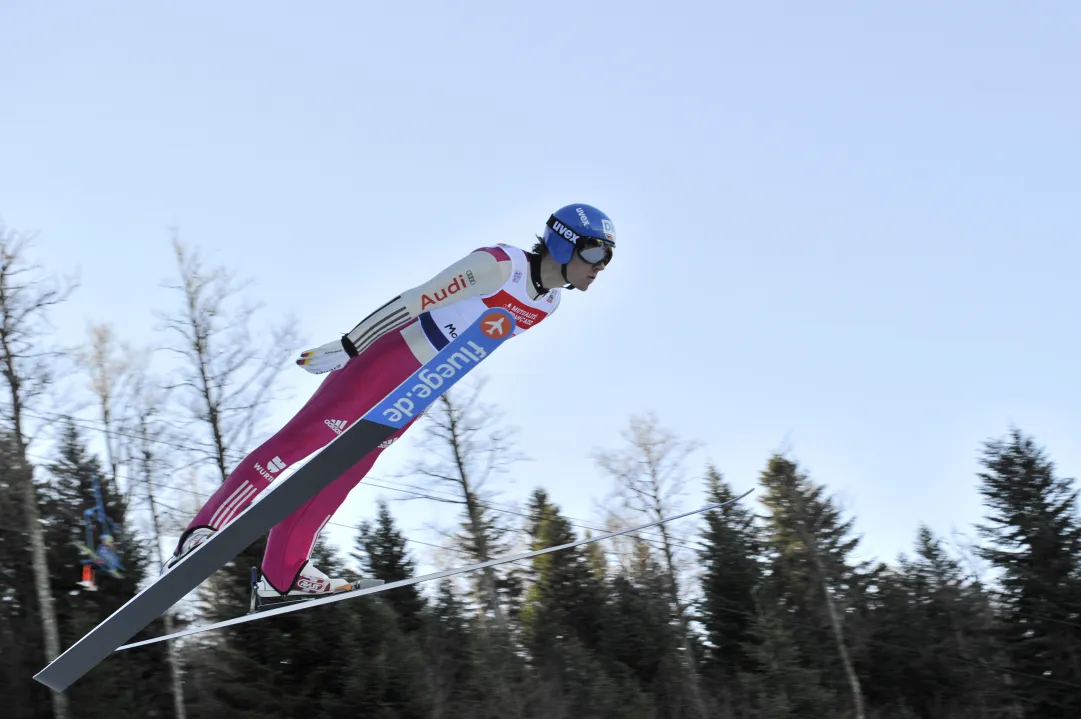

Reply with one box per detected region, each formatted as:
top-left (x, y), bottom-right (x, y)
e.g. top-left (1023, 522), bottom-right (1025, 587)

top-left (709, 488), bottom-right (755, 510)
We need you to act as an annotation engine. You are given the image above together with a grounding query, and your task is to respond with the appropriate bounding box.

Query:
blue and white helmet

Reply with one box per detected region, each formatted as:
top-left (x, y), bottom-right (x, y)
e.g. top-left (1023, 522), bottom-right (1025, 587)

top-left (542, 204), bottom-right (617, 265)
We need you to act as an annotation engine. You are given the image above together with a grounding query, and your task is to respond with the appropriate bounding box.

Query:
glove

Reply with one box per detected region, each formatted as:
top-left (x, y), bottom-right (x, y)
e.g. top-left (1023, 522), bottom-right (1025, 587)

top-left (295, 338), bottom-right (353, 375)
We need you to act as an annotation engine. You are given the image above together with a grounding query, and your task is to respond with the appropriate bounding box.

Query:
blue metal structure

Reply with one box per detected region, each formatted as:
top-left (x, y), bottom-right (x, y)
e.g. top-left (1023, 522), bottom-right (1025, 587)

top-left (76, 474), bottom-right (125, 590)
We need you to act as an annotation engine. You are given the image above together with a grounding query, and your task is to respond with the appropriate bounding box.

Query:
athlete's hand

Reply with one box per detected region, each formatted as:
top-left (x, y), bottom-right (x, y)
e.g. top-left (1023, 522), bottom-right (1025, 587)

top-left (295, 339), bottom-right (350, 375)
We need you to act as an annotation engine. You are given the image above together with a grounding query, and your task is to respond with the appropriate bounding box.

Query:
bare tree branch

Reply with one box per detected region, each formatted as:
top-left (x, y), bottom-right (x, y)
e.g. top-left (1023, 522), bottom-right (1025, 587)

top-left (74, 322), bottom-right (189, 718)
top-left (154, 229), bottom-right (299, 484)
top-left (592, 410), bottom-right (709, 719)
top-left (395, 377), bottom-right (526, 622)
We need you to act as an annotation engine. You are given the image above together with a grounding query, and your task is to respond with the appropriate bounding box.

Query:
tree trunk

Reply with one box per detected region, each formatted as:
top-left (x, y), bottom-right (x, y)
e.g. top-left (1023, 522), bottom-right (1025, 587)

top-left (11, 394), bottom-right (68, 719)
top-left (19, 459), bottom-right (70, 719)
top-left (457, 472), bottom-right (503, 621)
top-left (84, 322), bottom-right (189, 719)
top-left (406, 389), bottom-right (520, 625)
top-left (2, 328), bottom-right (69, 719)
top-left (150, 516), bottom-right (188, 719)
top-left (802, 529), bottom-right (865, 719)
top-left (595, 414), bottom-right (709, 719)
top-left (140, 437), bottom-right (188, 719)
top-left (651, 476), bottom-right (708, 719)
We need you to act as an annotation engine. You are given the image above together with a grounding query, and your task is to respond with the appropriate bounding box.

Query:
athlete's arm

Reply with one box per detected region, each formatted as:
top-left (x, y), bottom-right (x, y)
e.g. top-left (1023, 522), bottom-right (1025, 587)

top-left (295, 248), bottom-right (511, 374)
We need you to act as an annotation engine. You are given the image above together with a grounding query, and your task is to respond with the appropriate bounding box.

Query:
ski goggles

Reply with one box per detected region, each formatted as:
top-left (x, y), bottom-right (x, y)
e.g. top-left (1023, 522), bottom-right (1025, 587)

top-left (576, 237), bottom-right (614, 266)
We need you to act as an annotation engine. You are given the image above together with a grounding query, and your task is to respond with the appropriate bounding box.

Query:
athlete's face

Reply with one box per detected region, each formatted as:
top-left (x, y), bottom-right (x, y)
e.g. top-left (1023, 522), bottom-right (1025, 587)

top-left (565, 251), bottom-right (608, 291)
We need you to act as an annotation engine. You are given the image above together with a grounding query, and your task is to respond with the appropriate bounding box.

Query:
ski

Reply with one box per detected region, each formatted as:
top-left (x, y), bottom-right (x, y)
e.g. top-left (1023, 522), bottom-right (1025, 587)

top-left (33, 308), bottom-right (518, 692)
top-left (115, 488), bottom-right (755, 651)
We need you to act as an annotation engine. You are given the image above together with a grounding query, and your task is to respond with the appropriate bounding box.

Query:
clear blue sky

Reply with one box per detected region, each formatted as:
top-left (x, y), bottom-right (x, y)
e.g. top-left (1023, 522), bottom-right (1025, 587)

top-left (3, 2), bottom-right (1079, 578)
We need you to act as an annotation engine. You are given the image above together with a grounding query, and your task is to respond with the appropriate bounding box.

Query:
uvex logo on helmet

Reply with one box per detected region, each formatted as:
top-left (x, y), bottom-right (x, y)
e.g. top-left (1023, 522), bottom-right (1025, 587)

top-left (551, 219), bottom-right (579, 243)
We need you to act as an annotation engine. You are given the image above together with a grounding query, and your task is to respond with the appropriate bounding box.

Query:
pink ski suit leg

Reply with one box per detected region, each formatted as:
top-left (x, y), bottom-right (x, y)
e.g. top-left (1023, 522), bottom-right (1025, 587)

top-left (259, 416), bottom-right (417, 592)
top-left (182, 364), bottom-right (352, 535)
top-left (177, 327), bottom-right (424, 585)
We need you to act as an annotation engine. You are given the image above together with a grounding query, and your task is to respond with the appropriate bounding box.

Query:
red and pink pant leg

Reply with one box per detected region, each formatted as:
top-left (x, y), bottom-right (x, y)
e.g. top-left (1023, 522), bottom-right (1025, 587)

top-left (179, 326), bottom-right (423, 591)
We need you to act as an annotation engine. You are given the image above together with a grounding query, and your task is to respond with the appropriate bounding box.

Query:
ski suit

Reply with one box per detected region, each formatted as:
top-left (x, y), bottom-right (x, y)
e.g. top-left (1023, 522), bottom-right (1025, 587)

top-left (181, 243), bottom-right (562, 593)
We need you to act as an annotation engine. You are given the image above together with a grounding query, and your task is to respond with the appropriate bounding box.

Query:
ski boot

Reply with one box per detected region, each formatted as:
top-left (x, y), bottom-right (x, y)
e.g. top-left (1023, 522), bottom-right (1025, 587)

top-left (248, 562), bottom-right (385, 613)
top-left (161, 526), bottom-right (216, 576)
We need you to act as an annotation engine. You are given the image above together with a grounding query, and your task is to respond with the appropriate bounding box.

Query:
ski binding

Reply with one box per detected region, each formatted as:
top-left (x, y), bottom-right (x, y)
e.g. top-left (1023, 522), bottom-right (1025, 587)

top-left (247, 566), bottom-right (385, 614)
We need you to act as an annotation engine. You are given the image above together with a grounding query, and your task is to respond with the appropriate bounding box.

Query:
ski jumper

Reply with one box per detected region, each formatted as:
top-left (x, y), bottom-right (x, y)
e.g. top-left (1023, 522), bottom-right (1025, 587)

top-left (180, 244), bottom-right (561, 593)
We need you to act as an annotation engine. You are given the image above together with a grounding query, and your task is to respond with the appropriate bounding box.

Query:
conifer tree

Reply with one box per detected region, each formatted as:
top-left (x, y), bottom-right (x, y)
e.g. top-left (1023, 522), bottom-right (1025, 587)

top-left (741, 600), bottom-right (835, 719)
top-left (424, 580), bottom-right (478, 718)
top-left (41, 421), bottom-right (173, 716)
top-left (695, 466), bottom-right (763, 710)
top-left (602, 544), bottom-right (682, 717)
top-left (517, 489), bottom-right (648, 718)
top-left (520, 488), bottom-right (608, 658)
top-left (0, 429), bottom-right (46, 718)
top-left (975, 428), bottom-right (1081, 716)
top-left (185, 540), bottom-right (434, 718)
top-left (354, 500), bottom-right (427, 634)
top-left (757, 454), bottom-right (868, 718)
top-left (864, 525), bottom-right (1005, 718)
